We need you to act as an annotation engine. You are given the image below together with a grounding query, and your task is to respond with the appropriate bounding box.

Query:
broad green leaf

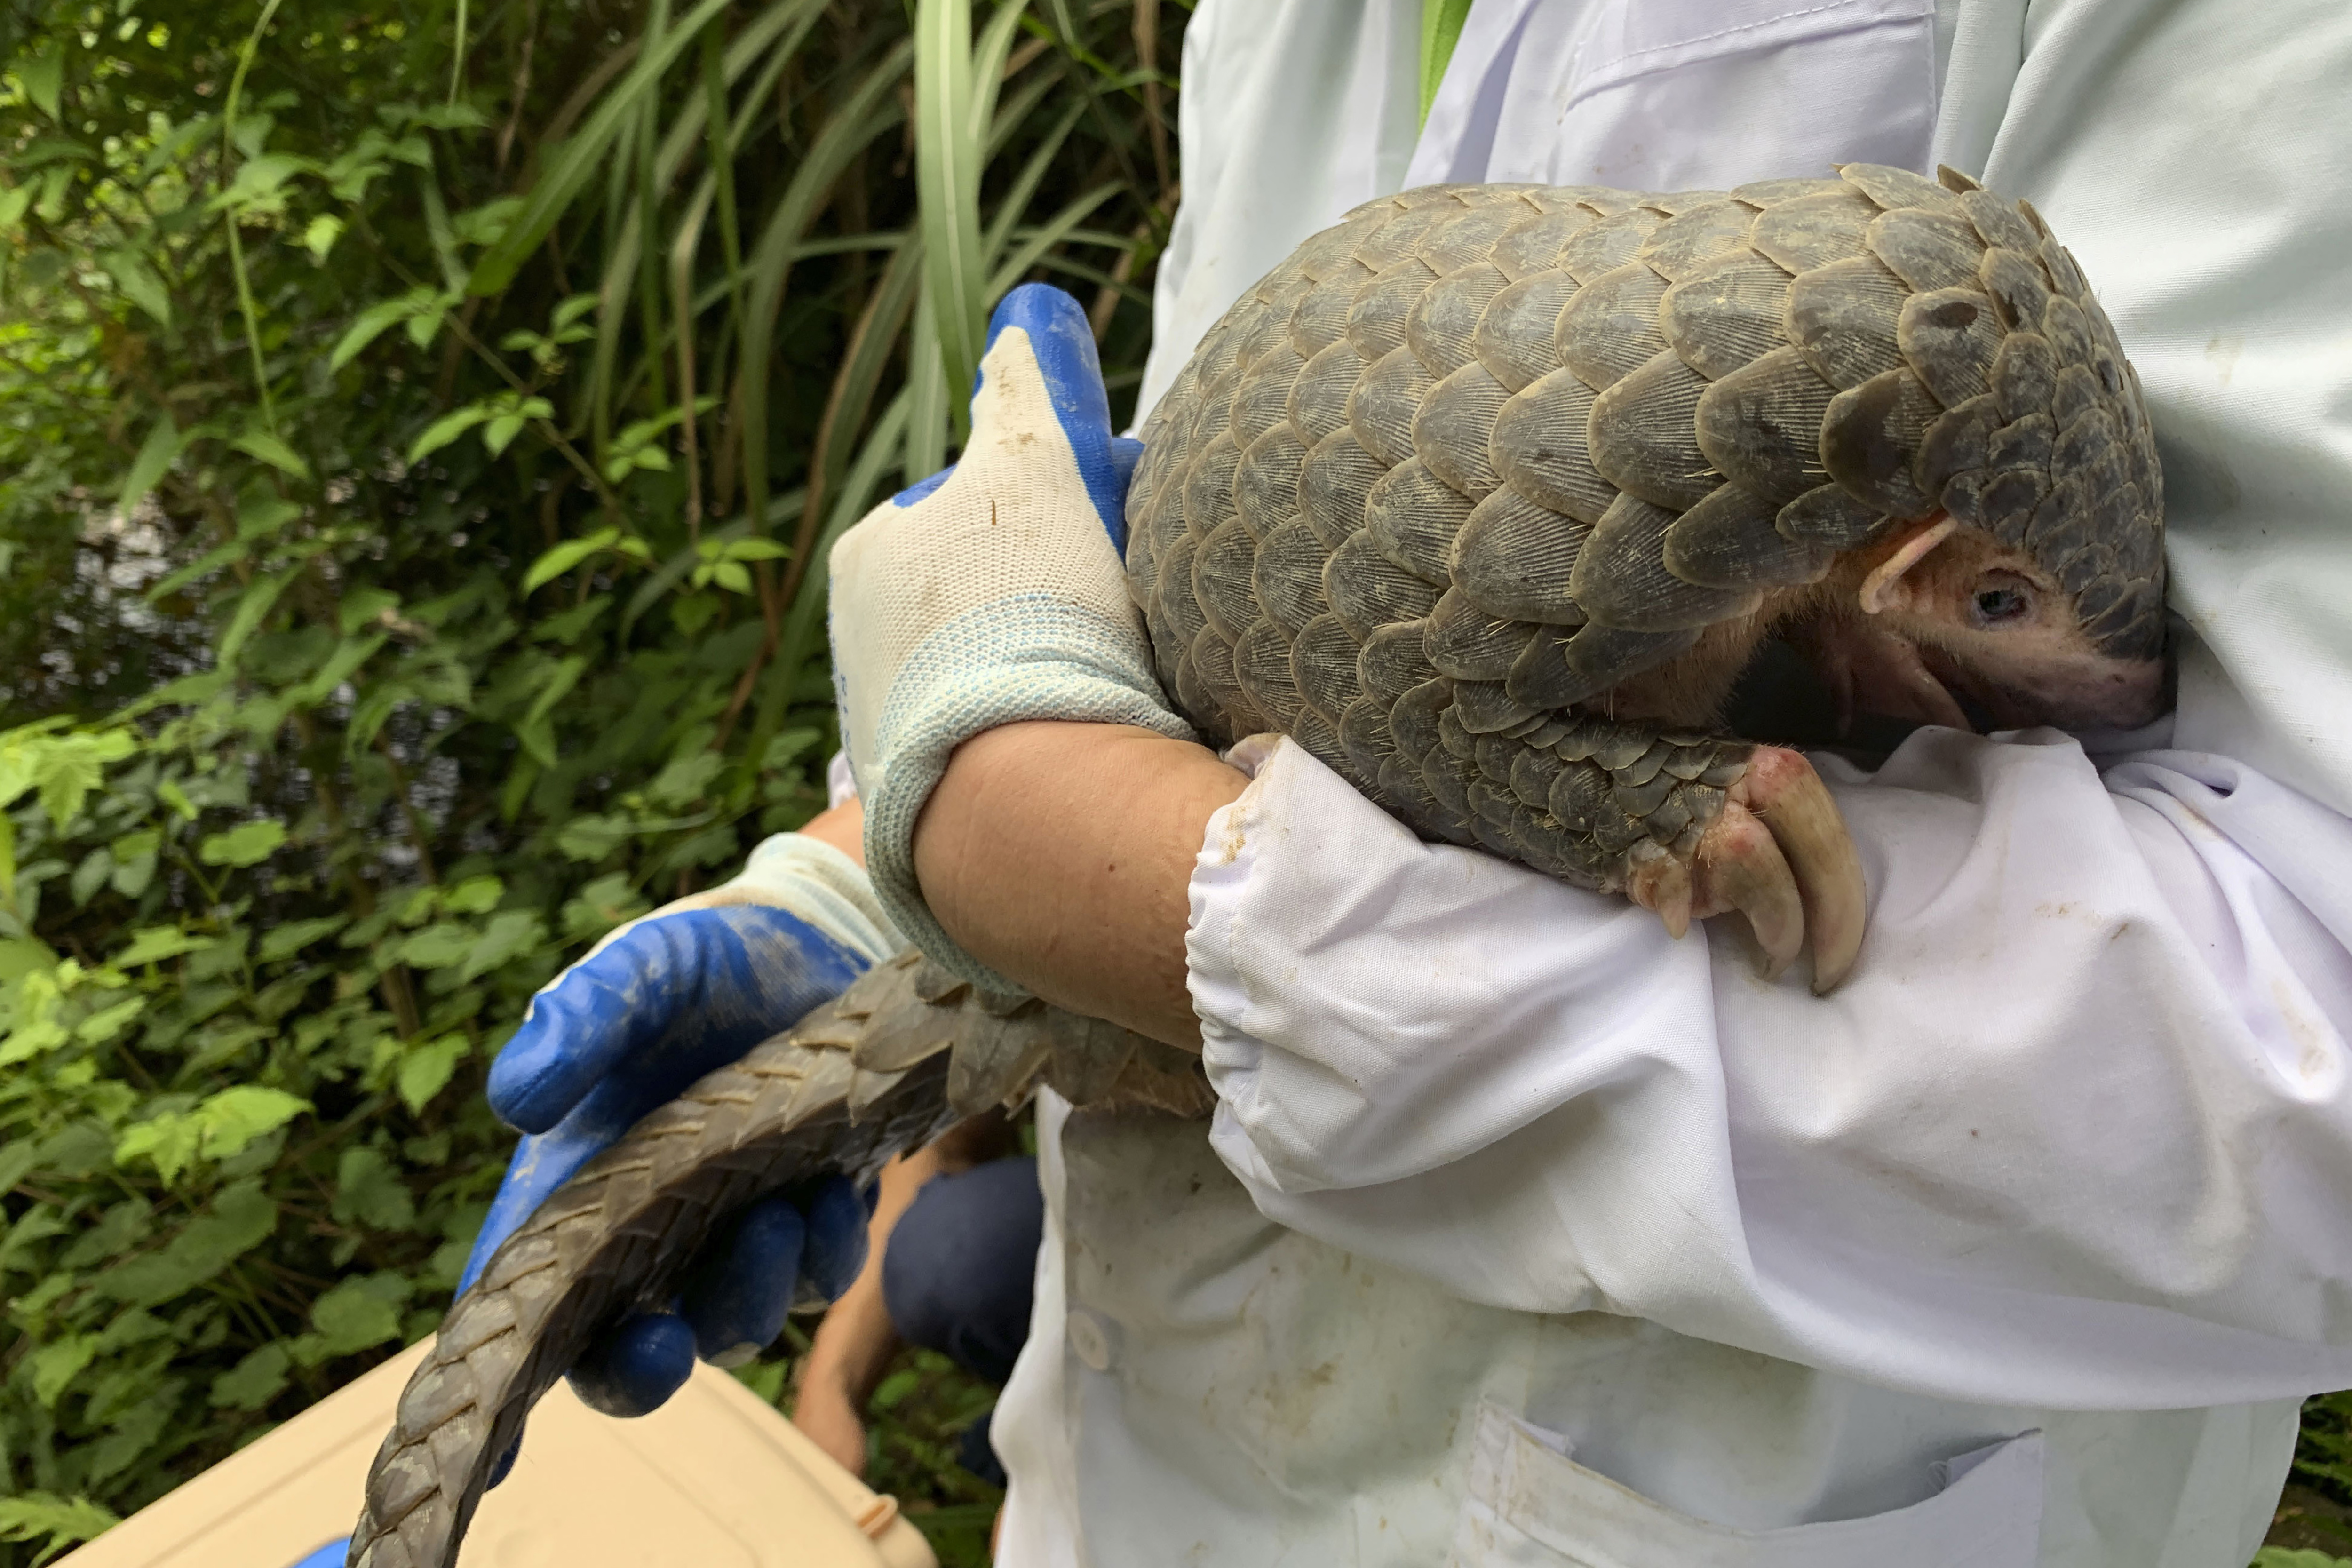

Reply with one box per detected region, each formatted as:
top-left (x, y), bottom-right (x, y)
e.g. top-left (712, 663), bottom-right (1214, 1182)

top-left (302, 213), bottom-right (345, 261)
top-left (100, 249), bottom-right (172, 326)
top-left (231, 428), bottom-right (311, 478)
top-left (208, 1344), bottom-right (290, 1411)
top-left (308, 1275), bottom-right (405, 1356)
top-left (459, 909), bottom-right (545, 983)
top-left (92, 1182), bottom-right (276, 1305)
top-left (115, 926), bottom-right (210, 967)
top-left (408, 405), bottom-right (493, 462)
top-left (396, 1035), bottom-right (469, 1112)
top-left (118, 413), bottom-right (184, 519)
top-left (523, 527), bottom-right (620, 594)
top-left (442, 875), bottom-right (504, 915)
top-left (333, 1146), bottom-right (417, 1231)
top-left (329, 287), bottom-right (440, 372)
top-left (395, 922), bottom-right (472, 969)
top-left (258, 915), bottom-right (347, 963)
top-left (17, 49), bottom-right (64, 120)
top-left (74, 995), bottom-right (145, 1045)
top-left (216, 570), bottom-right (294, 667)
top-left (195, 1086), bottom-right (310, 1161)
top-left (0, 1494), bottom-right (120, 1556)
top-left (30, 1334), bottom-right (98, 1407)
top-left (199, 819), bottom-right (287, 868)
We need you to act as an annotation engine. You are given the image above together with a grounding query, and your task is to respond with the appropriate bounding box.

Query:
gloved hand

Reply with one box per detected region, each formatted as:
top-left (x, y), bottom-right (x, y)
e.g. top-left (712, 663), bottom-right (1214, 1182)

top-left (829, 283), bottom-right (1192, 987)
top-left (460, 830), bottom-right (902, 1452)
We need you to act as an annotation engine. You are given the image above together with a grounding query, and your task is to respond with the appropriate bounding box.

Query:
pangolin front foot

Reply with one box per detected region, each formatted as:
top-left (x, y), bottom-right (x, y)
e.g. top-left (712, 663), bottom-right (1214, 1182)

top-left (1627, 746), bottom-right (1864, 991)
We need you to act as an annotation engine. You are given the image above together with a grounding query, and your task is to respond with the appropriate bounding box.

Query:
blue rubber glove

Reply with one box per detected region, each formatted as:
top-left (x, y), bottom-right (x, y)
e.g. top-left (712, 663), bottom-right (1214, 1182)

top-left (828, 283), bottom-right (1188, 989)
top-left (461, 832), bottom-right (902, 1449)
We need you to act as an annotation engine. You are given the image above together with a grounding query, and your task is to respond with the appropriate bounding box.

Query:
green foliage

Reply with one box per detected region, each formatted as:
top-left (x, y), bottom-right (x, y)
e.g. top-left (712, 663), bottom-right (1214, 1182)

top-left (0, 0), bottom-right (1178, 1557)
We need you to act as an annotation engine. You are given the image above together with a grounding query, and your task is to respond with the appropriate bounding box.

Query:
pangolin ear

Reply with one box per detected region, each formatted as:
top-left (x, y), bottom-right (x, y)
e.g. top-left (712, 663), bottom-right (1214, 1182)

top-left (1857, 514), bottom-right (1958, 615)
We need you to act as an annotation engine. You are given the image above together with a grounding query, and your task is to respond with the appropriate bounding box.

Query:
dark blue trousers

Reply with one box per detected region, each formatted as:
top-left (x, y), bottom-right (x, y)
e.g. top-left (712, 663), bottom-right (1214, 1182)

top-left (879, 1154), bottom-right (1043, 1484)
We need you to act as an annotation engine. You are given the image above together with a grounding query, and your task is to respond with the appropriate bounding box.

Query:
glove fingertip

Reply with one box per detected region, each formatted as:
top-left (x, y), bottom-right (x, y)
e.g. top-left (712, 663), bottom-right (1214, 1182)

top-left (801, 1176), bottom-right (873, 1305)
top-left (679, 1195), bottom-right (807, 1365)
top-left (568, 1312), bottom-right (697, 1417)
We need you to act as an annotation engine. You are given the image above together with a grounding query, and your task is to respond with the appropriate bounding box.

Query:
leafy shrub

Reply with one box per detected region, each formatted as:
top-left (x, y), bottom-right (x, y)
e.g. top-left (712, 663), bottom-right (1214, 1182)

top-left (0, 0), bottom-right (1176, 1559)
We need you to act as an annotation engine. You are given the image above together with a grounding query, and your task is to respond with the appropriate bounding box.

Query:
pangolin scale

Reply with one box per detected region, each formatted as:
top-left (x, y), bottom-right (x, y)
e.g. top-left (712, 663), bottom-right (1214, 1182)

top-left (352, 164), bottom-right (2163, 1567)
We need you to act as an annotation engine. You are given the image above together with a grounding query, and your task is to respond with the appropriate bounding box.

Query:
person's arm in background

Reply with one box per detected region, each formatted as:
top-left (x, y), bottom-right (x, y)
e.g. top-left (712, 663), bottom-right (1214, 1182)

top-left (790, 1114), bottom-right (1012, 1474)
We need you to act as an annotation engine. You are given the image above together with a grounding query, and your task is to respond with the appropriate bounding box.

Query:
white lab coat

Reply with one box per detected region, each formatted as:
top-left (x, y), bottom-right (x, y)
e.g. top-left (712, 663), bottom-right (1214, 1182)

top-left (987, 0), bottom-right (2352, 1562)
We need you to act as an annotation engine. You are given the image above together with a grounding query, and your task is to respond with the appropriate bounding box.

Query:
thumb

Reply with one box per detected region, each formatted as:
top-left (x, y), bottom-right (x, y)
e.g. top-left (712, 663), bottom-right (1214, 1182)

top-left (971, 283), bottom-right (1130, 549)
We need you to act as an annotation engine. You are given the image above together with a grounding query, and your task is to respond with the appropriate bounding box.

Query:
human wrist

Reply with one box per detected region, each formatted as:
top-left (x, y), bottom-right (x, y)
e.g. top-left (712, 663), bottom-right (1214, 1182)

top-left (913, 720), bottom-right (1244, 1046)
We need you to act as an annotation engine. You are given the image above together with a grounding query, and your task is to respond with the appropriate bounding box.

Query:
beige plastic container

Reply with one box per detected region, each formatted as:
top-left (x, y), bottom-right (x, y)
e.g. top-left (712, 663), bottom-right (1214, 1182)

top-left (55, 1339), bottom-right (937, 1568)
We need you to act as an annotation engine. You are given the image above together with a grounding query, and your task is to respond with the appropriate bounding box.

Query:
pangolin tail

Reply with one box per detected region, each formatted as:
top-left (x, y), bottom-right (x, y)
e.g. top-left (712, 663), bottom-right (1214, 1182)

top-left (347, 949), bottom-right (1203, 1568)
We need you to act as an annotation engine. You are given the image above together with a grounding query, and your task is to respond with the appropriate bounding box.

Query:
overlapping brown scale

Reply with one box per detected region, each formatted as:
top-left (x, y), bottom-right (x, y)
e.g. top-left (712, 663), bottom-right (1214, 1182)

top-left (1364, 459), bottom-right (1476, 583)
top-left (1637, 199), bottom-right (1758, 282)
top-left (1749, 187), bottom-right (1878, 273)
top-left (1978, 247), bottom-right (2053, 333)
top-left (1639, 190), bottom-right (1732, 216)
top-left (1347, 258), bottom-right (1441, 361)
top-left (1489, 368), bottom-right (1618, 524)
top-left (1289, 260), bottom-right (1375, 357)
top-left (1289, 613), bottom-right (1364, 722)
top-left (1191, 516), bottom-right (1263, 642)
top-left (1570, 493), bottom-right (1758, 631)
top-left (1660, 252), bottom-right (1796, 380)
top-left (1189, 624), bottom-right (1263, 737)
top-left (1348, 345), bottom-right (1438, 467)
top-left (1475, 268), bottom-right (1578, 392)
top-left (1867, 207), bottom-right (1986, 293)
top-left (1425, 588), bottom-right (1537, 681)
top-left (1412, 361), bottom-right (1511, 498)
top-left (1407, 263), bottom-right (1509, 377)
top-left (1693, 346), bottom-right (1838, 502)
top-left (1350, 202), bottom-right (1453, 271)
top-left (1358, 619), bottom-right (1439, 702)
top-left (1896, 288), bottom-right (2001, 407)
top-left (1448, 485), bottom-right (1589, 626)
top-left (1785, 255), bottom-right (1908, 390)
top-left (1821, 366), bottom-right (1944, 517)
top-left (1297, 429), bottom-right (1388, 549)
top-left (1557, 263), bottom-right (1672, 390)
top-left (1555, 621), bottom-right (1703, 706)
top-left (1179, 429), bottom-right (1244, 540)
top-left (1491, 208), bottom-right (1597, 279)
top-left (1325, 529), bottom-right (1441, 638)
top-left (1232, 425), bottom-right (1308, 538)
top-left (1991, 331), bottom-right (2058, 422)
top-left (1419, 201), bottom-right (1526, 273)
top-left (1587, 349), bottom-right (1719, 509)
top-left (1733, 175), bottom-right (1844, 207)
top-left (1230, 345), bottom-right (1304, 446)
top-left (1662, 484), bottom-right (1834, 588)
top-left (1288, 341), bottom-right (1366, 443)
top-left (1776, 482), bottom-right (1888, 549)
top-left (1251, 516), bottom-right (1334, 635)
top-left (1559, 210), bottom-right (1662, 282)
top-left (1232, 619), bottom-right (1304, 728)
top-left (1839, 161), bottom-right (1963, 214)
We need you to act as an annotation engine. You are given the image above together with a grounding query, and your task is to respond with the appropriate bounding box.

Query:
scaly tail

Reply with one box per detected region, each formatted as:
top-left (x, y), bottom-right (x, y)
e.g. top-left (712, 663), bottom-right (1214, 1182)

top-left (347, 948), bottom-right (1202, 1568)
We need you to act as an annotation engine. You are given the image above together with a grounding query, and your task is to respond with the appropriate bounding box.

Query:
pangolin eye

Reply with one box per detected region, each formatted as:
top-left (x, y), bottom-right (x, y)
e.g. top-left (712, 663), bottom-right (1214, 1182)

top-left (1972, 584), bottom-right (2032, 625)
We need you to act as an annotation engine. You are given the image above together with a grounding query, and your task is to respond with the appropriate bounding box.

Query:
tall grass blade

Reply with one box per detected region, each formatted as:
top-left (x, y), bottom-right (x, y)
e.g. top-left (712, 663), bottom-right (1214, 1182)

top-left (914, 0), bottom-right (991, 442)
top-left (469, 0), bottom-right (733, 296)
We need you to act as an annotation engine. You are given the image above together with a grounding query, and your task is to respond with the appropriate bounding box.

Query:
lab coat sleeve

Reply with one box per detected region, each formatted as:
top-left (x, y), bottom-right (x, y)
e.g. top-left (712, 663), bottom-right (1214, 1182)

top-left (1189, 732), bottom-right (2352, 1411)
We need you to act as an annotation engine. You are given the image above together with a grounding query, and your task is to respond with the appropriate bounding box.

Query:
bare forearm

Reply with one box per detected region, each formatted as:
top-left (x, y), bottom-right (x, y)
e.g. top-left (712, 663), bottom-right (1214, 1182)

top-left (911, 722), bottom-right (1245, 1049)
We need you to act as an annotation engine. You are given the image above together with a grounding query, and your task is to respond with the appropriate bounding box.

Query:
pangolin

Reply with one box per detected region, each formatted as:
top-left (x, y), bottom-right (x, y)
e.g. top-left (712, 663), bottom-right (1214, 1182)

top-left (348, 165), bottom-right (2167, 1568)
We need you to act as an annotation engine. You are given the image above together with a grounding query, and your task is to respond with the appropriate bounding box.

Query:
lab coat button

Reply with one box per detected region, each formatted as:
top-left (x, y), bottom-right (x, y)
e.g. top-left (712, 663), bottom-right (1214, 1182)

top-left (1066, 1308), bottom-right (1113, 1371)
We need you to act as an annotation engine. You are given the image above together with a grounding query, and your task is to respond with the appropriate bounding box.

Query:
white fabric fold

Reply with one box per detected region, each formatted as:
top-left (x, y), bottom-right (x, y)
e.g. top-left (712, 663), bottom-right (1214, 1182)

top-left (1190, 733), bottom-right (2352, 1411)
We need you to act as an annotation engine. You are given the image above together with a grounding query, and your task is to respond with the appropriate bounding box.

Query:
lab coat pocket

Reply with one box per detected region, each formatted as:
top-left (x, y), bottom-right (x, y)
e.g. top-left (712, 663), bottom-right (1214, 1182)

top-left (1550, 0), bottom-right (1938, 192)
top-left (1449, 1406), bottom-right (2043, 1568)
